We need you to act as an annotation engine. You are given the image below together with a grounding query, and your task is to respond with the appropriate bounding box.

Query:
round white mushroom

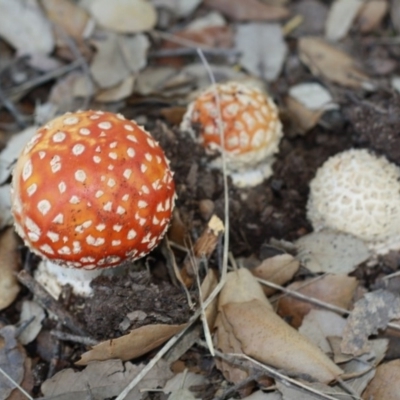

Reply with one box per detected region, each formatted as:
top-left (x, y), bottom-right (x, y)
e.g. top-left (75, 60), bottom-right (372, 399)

top-left (307, 149), bottom-right (400, 254)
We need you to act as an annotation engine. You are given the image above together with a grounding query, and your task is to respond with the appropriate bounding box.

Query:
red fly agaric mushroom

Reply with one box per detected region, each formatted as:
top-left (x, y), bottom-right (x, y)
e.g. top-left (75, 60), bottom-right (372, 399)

top-left (11, 110), bottom-right (176, 296)
top-left (180, 81), bottom-right (283, 187)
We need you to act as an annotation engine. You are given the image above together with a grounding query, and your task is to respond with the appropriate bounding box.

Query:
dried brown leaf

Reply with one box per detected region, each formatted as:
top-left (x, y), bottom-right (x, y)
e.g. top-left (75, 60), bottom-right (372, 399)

top-left (298, 37), bottom-right (373, 89)
top-left (203, 0), bottom-right (289, 21)
top-left (325, 0), bottom-right (364, 41)
top-left (285, 96), bottom-right (324, 134)
top-left (0, 326), bottom-right (26, 400)
top-left (235, 23), bottom-right (287, 81)
top-left (362, 359), bottom-right (400, 400)
top-left (91, 31), bottom-right (131, 88)
top-left (299, 310), bottom-right (347, 353)
top-left (165, 26), bottom-right (233, 50)
top-left (250, 254), bottom-right (299, 296)
top-left (357, 0), bottom-right (388, 33)
top-left (0, 0), bottom-right (54, 54)
top-left (223, 299), bottom-right (342, 383)
top-left (0, 228), bottom-right (20, 311)
top-left (295, 230), bottom-right (370, 274)
top-left (95, 75), bottom-right (135, 102)
top-left (277, 274), bottom-right (358, 328)
top-left (18, 301), bottom-right (45, 345)
top-left (7, 357), bottom-right (33, 400)
top-left (341, 290), bottom-right (400, 356)
top-left (119, 34), bottom-right (149, 73)
top-left (41, 0), bottom-right (93, 41)
top-left (88, 0), bottom-right (157, 33)
top-left (76, 323), bottom-right (186, 365)
top-left (42, 359), bottom-right (173, 400)
top-left (215, 269), bottom-right (343, 384)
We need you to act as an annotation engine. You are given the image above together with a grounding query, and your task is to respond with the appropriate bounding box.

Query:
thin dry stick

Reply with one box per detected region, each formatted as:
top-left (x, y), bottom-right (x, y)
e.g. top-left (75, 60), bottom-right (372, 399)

top-left (5, 59), bottom-right (83, 99)
top-left (149, 47), bottom-right (239, 59)
top-left (256, 277), bottom-right (400, 332)
top-left (0, 367), bottom-right (33, 400)
top-left (52, 24), bottom-right (93, 110)
top-left (0, 85), bottom-right (27, 128)
top-left (162, 237), bottom-right (194, 308)
top-left (50, 330), bottom-right (99, 347)
top-left (115, 48), bottom-right (230, 400)
top-left (17, 270), bottom-right (88, 336)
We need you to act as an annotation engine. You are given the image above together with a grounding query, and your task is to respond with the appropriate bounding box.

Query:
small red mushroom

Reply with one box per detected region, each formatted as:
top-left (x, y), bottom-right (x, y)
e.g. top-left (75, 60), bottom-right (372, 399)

top-left (181, 81), bottom-right (283, 187)
top-left (11, 110), bottom-right (176, 295)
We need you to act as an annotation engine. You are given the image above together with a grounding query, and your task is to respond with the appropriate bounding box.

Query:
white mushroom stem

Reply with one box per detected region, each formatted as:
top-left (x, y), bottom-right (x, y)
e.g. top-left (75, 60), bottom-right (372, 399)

top-left (34, 260), bottom-right (103, 298)
top-left (229, 163), bottom-right (274, 188)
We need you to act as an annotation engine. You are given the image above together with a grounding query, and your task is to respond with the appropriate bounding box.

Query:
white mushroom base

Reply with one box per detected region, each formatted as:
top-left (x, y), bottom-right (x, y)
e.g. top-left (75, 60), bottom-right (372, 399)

top-left (34, 260), bottom-right (103, 298)
top-left (229, 162), bottom-right (273, 188)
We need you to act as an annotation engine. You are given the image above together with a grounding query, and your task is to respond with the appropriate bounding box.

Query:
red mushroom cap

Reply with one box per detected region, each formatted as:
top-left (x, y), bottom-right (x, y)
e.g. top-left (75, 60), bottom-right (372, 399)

top-left (11, 110), bottom-right (176, 269)
top-left (181, 81), bottom-right (282, 172)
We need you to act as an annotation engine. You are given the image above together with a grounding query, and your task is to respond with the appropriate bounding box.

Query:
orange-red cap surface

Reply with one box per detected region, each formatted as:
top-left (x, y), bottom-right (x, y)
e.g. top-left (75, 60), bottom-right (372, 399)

top-left (11, 110), bottom-right (176, 269)
top-left (181, 81), bottom-right (282, 172)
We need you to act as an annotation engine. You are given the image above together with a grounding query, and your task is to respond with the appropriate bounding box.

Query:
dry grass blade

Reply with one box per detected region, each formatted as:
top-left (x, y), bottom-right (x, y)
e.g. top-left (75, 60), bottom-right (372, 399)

top-left (0, 367), bottom-right (33, 400)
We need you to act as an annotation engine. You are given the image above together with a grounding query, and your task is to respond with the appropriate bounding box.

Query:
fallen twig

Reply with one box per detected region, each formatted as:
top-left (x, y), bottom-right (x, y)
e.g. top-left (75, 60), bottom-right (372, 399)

top-left (5, 59), bottom-right (83, 100)
top-left (50, 330), bottom-right (98, 347)
top-left (257, 277), bottom-right (400, 332)
top-left (17, 270), bottom-right (89, 337)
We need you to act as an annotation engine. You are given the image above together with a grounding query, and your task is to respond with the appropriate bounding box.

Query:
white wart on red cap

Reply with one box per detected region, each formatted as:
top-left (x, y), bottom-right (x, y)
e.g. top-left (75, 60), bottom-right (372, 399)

top-left (11, 110), bottom-right (176, 269)
top-left (307, 149), bottom-right (400, 254)
top-left (181, 81), bottom-right (283, 187)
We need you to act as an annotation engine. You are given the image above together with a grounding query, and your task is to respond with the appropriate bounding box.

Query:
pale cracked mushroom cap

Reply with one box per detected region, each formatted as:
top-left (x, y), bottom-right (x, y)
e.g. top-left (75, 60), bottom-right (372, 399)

top-left (180, 81), bottom-right (283, 187)
top-left (11, 110), bottom-right (176, 270)
top-left (307, 149), bottom-right (400, 255)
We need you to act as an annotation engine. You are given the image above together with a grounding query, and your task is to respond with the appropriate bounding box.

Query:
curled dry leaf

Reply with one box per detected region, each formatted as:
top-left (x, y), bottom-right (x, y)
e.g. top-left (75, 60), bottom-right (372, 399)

top-left (88, 0), bottom-right (157, 33)
top-left (295, 230), bottom-right (370, 274)
top-left (76, 323), bottom-right (186, 365)
top-left (362, 359), bottom-right (400, 400)
top-left (95, 75), bottom-right (136, 102)
top-left (42, 359), bottom-right (173, 400)
top-left (91, 31), bottom-right (131, 88)
top-left (299, 310), bottom-right (347, 354)
top-left (250, 253), bottom-right (299, 296)
top-left (163, 371), bottom-right (206, 397)
top-left (357, 0), bottom-right (388, 33)
top-left (341, 290), bottom-right (400, 356)
top-left (0, 228), bottom-right (20, 311)
top-left (151, 0), bottom-right (202, 18)
top-left (285, 96), bottom-right (324, 134)
top-left (18, 301), bottom-right (45, 345)
top-left (298, 37), bottom-right (373, 89)
top-left (0, 126), bottom-right (40, 184)
top-left (119, 34), bottom-right (150, 74)
top-left (277, 274), bottom-right (358, 328)
top-left (0, 0), bottom-right (54, 55)
top-left (203, 0), bottom-right (289, 21)
top-left (325, 0), bottom-right (364, 41)
top-left (0, 326), bottom-right (26, 400)
top-left (215, 269), bottom-right (343, 385)
top-left (235, 23), bottom-right (287, 81)
top-left (41, 0), bottom-right (94, 42)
